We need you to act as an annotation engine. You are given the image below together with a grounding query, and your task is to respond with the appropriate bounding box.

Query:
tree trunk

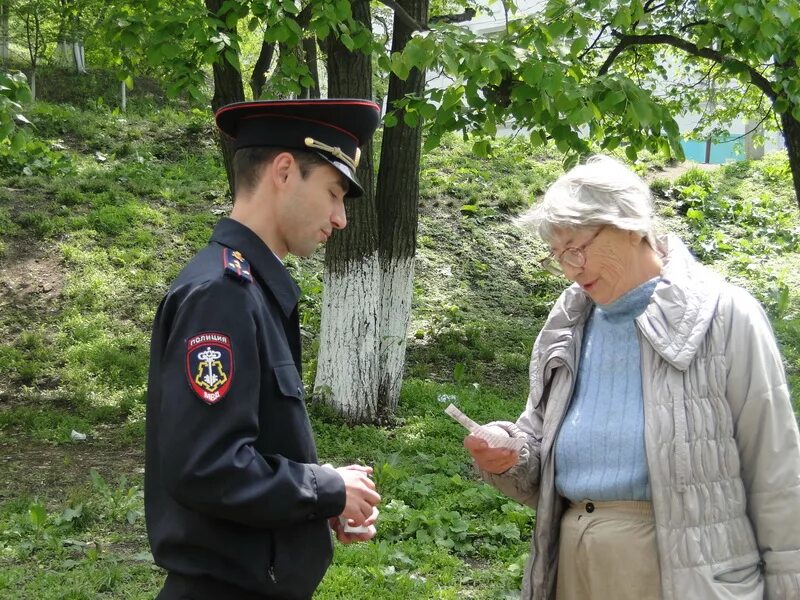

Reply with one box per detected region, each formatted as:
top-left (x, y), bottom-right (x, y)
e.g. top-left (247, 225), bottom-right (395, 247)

top-left (73, 41), bottom-right (86, 73)
top-left (375, 0), bottom-right (427, 417)
top-left (250, 40), bottom-right (274, 99)
top-left (0, 0), bottom-right (9, 62)
top-left (301, 37), bottom-right (320, 99)
top-left (56, 40), bottom-right (74, 67)
top-left (315, 0), bottom-right (381, 423)
top-left (780, 110), bottom-right (800, 210)
top-left (30, 70), bottom-right (36, 101)
top-left (205, 0), bottom-right (245, 197)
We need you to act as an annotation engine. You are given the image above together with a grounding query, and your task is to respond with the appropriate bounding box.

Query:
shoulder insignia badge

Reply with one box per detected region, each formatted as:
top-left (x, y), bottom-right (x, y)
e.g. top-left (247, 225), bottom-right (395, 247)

top-left (222, 248), bottom-right (253, 283)
top-left (186, 332), bottom-right (234, 405)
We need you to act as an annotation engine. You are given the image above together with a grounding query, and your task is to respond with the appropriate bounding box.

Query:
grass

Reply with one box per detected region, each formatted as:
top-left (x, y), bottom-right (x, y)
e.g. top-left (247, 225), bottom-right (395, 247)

top-left (0, 96), bottom-right (798, 599)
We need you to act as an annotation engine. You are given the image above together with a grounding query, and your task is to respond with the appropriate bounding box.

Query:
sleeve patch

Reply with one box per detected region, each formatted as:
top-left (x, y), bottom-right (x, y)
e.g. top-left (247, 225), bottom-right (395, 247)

top-left (186, 332), bottom-right (234, 405)
top-left (222, 248), bottom-right (253, 283)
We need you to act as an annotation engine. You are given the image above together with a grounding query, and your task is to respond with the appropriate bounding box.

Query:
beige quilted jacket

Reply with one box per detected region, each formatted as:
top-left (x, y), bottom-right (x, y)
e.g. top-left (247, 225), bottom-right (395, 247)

top-left (481, 234), bottom-right (800, 599)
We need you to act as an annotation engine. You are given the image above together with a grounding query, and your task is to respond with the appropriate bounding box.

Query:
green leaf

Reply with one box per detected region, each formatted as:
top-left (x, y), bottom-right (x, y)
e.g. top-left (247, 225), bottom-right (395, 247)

top-left (563, 152), bottom-right (580, 170)
top-left (404, 40), bottom-right (429, 70)
top-left (472, 139), bottom-right (491, 157)
top-left (10, 131), bottom-right (26, 152)
top-left (547, 20), bottom-right (571, 39)
top-left (612, 7), bottom-right (631, 28)
top-left (340, 33), bottom-right (355, 51)
top-left (335, 0), bottom-right (351, 20)
top-left (0, 119), bottom-right (14, 140)
top-left (383, 112), bottom-right (398, 127)
top-left (28, 503), bottom-right (47, 529)
top-left (686, 207), bottom-right (705, 222)
top-left (390, 53), bottom-right (410, 81)
top-left (224, 50), bottom-right (241, 72)
top-left (625, 144), bottom-right (638, 161)
top-left (282, 0), bottom-right (299, 15)
top-left (521, 62), bottom-right (543, 86)
top-left (631, 100), bottom-right (653, 126)
top-left (403, 110), bottom-right (419, 128)
top-left (569, 37), bottom-right (587, 56)
top-left (418, 102), bottom-right (436, 121)
top-left (774, 98), bottom-right (789, 114)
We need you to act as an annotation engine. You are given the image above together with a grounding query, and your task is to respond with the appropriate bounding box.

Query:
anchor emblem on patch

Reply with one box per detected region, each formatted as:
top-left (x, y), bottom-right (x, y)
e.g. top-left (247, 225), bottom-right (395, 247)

top-left (185, 332), bottom-right (234, 404)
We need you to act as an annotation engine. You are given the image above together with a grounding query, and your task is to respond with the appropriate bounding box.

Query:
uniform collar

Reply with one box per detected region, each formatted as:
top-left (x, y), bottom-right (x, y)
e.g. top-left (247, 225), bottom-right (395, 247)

top-left (210, 217), bottom-right (300, 317)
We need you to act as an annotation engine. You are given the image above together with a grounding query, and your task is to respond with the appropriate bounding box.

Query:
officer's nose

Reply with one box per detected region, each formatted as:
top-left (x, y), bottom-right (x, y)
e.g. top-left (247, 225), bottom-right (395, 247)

top-left (331, 199), bottom-right (347, 230)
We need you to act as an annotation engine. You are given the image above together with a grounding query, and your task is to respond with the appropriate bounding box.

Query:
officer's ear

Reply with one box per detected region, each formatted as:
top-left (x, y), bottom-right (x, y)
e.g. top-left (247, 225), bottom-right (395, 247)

top-left (269, 152), bottom-right (295, 190)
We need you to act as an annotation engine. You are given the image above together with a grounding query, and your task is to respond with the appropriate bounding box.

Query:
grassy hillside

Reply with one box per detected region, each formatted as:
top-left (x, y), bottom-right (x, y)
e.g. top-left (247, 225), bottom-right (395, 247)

top-left (0, 101), bottom-right (798, 599)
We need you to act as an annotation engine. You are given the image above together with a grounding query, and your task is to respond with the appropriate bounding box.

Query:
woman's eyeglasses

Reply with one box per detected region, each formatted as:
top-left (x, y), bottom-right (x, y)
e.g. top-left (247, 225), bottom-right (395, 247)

top-left (539, 226), bottom-right (605, 276)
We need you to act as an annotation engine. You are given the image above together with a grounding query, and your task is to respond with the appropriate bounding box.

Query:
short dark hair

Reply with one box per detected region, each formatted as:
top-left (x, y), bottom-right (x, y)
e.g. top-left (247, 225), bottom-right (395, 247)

top-left (232, 147), bottom-right (330, 196)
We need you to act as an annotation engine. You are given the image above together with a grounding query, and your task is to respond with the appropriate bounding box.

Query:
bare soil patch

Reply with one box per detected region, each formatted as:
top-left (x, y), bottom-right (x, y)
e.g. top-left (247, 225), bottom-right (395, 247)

top-left (0, 433), bottom-right (144, 508)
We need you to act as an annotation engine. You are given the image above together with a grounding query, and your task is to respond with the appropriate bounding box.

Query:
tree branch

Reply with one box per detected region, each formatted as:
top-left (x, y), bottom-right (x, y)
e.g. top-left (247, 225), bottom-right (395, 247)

top-left (643, 1), bottom-right (667, 13)
top-left (579, 24), bottom-right (609, 60)
top-left (679, 19), bottom-right (710, 31)
top-left (726, 107), bottom-right (770, 143)
top-left (375, 1), bottom-right (476, 31)
top-left (598, 32), bottom-right (776, 101)
top-left (430, 8), bottom-right (476, 25)
top-left (376, 0), bottom-right (424, 31)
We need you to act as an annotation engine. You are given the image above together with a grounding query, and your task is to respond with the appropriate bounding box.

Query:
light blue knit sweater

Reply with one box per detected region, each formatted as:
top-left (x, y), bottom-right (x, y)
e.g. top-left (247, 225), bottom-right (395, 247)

top-left (554, 277), bottom-right (659, 502)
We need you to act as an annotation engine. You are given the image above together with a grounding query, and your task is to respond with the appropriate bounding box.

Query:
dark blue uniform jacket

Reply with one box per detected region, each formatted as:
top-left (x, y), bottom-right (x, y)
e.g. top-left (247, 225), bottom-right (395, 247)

top-left (145, 218), bottom-right (345, 598)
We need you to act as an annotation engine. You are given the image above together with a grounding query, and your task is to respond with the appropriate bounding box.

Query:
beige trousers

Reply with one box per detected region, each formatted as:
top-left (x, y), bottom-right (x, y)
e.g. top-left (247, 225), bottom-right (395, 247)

top-left (556, 501), bottom-right (662, 600)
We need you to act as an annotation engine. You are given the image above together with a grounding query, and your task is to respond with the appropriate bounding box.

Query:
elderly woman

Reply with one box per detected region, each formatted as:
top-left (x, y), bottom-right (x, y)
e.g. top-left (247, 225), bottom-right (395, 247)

top-left (464, 155), bottom-right (800, 600)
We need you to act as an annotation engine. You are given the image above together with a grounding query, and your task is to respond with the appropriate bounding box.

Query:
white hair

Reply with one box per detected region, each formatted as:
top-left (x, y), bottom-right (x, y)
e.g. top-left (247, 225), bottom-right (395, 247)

top-left (516, 155), bottom-right (657, 247)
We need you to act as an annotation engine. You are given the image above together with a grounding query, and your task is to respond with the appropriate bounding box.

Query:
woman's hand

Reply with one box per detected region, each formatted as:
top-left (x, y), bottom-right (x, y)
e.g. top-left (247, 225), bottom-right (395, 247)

top-left (464, 433), bottom-right (519, 474)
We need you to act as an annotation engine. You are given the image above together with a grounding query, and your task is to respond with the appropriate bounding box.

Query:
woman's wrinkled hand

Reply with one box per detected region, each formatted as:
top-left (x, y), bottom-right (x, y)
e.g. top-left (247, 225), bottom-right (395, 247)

top-left (464, 434), bottom-right (519, 474)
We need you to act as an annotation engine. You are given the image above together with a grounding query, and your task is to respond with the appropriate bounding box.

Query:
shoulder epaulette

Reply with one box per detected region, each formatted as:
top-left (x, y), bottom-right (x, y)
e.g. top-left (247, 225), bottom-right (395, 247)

top-left (222, 248), bottom-right (253, 283)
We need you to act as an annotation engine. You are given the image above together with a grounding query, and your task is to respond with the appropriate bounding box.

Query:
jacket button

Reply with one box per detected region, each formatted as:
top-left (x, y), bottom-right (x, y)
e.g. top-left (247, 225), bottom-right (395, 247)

top-left (585, 502), bottom-right (595, 513)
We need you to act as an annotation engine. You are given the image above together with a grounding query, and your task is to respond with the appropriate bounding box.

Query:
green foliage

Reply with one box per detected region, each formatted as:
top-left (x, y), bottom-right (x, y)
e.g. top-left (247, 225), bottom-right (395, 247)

top-left (390, 0), bottom-right (800, 197)
top-left (0, 70), bottom-right (32, 150)
top-left (664, 158), bottom-right (800, 261)
top-left (87, 470), bottom-right (144, 526)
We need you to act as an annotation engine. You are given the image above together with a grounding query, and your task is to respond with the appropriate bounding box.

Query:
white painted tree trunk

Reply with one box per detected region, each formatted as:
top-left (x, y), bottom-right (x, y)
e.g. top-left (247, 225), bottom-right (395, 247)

top-left (314, 255), bottom-right (381, 422)
top-left (74, 41), bottom-right (86, 73)
top-left (0, 9), bottom-right (8, 61)
top-left (378, 256), bottom-right (414, 414)
top-left (30, 71), bottom-right (36, 101)
top-left (745, 119), bottom-right (764, 160)
top-left (56, 41), bottom-right (75, 67)
top-left (121, 81), bottom-right (127, 112)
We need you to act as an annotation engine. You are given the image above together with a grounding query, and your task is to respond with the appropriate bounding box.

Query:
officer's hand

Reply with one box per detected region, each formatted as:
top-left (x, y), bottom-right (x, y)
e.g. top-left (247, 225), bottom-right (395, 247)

top-left (336, 465), bottom-right (381, 526)
top-left (330, 506), bottom-right (378, 544)
top-left (464, 433), bottom-right (519, 474)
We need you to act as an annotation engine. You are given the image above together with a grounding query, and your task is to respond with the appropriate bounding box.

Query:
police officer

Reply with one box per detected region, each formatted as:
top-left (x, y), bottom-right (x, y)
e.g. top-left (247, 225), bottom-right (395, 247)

top-left (145, 99), bottom-right (383, 600)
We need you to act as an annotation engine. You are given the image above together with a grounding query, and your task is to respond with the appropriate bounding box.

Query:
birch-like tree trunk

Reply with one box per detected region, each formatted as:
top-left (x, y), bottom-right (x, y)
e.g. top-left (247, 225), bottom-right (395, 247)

top-left (0, 0), bottom-right (9, 62)
top-left (315, 0), bottom-right (381, 423)
top-left (375, 0), bottom-right (427, 417)
top-left (315, 0), bottom-right (428, 423)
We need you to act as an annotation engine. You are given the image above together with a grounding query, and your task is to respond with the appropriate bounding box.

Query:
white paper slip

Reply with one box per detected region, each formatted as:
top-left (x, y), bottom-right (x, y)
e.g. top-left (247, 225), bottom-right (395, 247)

top-left (444, 404), bottom-right (526, 452)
